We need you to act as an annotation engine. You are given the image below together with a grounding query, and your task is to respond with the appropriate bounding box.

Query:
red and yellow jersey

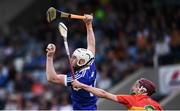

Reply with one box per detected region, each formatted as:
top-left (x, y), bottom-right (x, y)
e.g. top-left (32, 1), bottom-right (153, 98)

top-left (116, 94), bottom-right (163, 111)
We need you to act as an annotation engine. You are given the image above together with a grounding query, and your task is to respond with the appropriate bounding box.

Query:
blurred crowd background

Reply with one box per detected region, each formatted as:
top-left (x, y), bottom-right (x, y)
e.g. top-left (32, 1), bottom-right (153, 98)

top-left (0, 0), bottom-right (180, 110)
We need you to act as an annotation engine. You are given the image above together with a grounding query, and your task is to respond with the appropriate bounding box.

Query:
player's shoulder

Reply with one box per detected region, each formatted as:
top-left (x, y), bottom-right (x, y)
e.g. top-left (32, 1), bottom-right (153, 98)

top-left (116, 94), bottom-right (136, 104)
top-left (76, 66), bottom-right (92, 76)
top-left (116, 94), bottom-right (135, 99)
top-left (79, 67), bottom-right (90, 73)
top-left (150, 99), bottom-right (162, 110)
top-left (89, 59), bottom-right (96, 68)
top-left (132, 94), bottom-right (147, 101)
top-left (150, 98), bottom-right (161, 106)
top-left (141, 95), bottom-right (161, 108)
top-left (90, 58), bottom-right (95, 65)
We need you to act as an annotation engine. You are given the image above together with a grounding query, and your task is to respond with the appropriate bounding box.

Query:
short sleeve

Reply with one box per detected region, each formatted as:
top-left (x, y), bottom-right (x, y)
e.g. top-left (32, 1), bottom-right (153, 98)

top-left (116, 95), bottom-right (135, 108)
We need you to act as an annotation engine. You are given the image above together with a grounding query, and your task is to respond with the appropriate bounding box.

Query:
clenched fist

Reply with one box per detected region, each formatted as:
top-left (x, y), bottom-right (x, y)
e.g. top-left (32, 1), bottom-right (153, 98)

top-left (46, 43), bottom-right (56, 58)
top-left (72, 80), bottom-right (82, 91)
top-left (83, 14), bottom-right (93, 25)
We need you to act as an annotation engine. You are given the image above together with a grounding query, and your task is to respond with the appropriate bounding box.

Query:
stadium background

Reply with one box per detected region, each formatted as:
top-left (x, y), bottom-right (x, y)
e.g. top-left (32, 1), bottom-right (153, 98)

top-left (0, 0), bottom-right (180, 110)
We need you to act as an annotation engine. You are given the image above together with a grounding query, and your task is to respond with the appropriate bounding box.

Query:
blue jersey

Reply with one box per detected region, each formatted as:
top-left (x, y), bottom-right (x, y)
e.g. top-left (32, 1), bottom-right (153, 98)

top-left (65, 60), bottom-right (97, 110)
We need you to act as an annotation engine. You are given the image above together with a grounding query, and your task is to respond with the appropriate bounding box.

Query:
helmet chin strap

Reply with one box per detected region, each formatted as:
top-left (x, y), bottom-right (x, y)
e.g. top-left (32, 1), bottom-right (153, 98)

top-left (73, 65), bottom-right (80, 71)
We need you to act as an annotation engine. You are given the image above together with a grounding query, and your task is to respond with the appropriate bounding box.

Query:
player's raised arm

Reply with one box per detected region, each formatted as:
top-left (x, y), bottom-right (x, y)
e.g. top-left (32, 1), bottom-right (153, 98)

top-left (72, 80), bottom-right (118, 102)
top-left (84, 14), bottom-right (95, 55)
top-left (46, 43), bottom-right (66, 85)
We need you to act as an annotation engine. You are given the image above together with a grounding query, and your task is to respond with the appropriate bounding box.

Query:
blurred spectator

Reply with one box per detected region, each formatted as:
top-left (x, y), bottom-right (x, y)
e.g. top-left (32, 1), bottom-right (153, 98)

top-left (59, 93), bottom-right (73, 111)
top-left (97, 64), bottom-right (112, 90)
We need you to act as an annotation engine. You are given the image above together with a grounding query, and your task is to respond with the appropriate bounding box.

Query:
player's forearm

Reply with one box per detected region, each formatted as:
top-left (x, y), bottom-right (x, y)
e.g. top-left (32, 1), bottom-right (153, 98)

top-left (81, 83), bottom-right (107, 98)
top-left (86, 23), bottom-right (95, 54)
top-left (46, 57), bottom-right (58, 81)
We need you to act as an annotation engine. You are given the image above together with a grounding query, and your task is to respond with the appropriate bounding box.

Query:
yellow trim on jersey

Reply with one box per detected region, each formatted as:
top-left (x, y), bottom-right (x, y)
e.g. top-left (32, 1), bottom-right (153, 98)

top-left (129, 106), bottom-right (145, 111)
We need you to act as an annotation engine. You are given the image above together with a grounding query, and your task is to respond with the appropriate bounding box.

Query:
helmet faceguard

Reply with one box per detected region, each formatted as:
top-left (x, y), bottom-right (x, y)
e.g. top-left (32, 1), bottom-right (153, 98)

top-left (72, 48), bottom-right (94, 67)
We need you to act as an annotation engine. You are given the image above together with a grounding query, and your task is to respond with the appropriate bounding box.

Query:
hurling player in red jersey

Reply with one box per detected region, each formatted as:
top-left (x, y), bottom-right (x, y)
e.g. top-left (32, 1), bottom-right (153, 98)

top-left (72, 78), bottom-right (163, 110)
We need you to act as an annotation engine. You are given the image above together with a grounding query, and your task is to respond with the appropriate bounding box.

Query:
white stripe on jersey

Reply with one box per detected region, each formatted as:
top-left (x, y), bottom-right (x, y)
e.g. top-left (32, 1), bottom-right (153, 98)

top-left (64, 75), bottom-right (67, 86)
top-left (91, 71), bottom-right (94, 78)
top-left (66, 65), bottom-right (92, 84)
top-left (76, 66), bottom-right (90, 73)
top-left (75, 70), bottom-right (86, 80)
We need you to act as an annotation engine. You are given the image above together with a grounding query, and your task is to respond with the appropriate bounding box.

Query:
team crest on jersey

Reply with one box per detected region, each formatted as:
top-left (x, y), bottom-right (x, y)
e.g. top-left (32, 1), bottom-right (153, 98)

top-left (145, 105), bottom-right (155, 111)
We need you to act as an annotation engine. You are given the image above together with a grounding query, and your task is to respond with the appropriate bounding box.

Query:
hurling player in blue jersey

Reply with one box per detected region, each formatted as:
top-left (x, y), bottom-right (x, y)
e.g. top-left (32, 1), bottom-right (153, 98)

top-left (46, 14), bottom-right (97, 110)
